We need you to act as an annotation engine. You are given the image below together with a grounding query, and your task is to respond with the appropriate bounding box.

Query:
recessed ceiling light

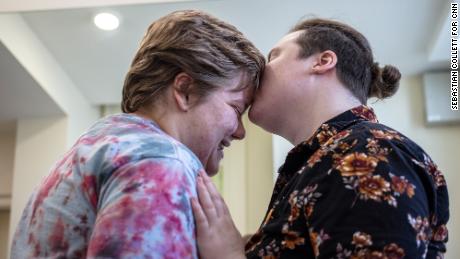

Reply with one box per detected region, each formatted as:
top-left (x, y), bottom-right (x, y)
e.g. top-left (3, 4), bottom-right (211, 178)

top-left (94, 13), bottom-right (119, 31)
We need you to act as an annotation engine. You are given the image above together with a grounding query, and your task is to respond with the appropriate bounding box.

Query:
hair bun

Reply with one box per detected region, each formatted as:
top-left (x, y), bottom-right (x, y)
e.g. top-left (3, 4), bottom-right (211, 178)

top-left (369, 63), bottom-right (401, 99)
top-left (381, 65), bottom-right (401, 86)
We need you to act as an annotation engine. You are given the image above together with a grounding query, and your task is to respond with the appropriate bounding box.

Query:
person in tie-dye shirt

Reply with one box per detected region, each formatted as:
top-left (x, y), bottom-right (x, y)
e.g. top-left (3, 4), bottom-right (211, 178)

top-left (11, 10), bottom-right (264, 258)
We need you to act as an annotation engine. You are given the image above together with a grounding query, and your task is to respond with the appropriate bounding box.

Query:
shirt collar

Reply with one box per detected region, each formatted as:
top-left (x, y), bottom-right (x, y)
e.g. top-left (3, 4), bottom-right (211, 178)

top-left (279, 105), bottom-right (378, 177)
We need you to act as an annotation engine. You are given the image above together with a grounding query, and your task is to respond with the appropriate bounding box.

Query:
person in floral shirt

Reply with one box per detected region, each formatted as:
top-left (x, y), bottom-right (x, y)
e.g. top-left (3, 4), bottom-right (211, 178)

top-left (11, 10), bottom-right (264, 258)
top-left (192, 18), bottom-right (449, 259)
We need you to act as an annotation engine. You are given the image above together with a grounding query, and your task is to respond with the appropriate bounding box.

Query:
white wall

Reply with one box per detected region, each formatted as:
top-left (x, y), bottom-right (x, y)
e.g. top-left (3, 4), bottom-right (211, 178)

top-left (7, 117), bottom-right (68, 255)
top-left (0, 129), bottom-right (16, 207)
top-left (221, 115), bottom-right (274, 235)
top-left (245, 120), bottom-right (274, 234)
top-left (0, 211), bottom-right (9, 259)
top-left (272, 135), bottom-right (293, 180)
top-left (0, 129), bottom-right (15, 259)
top-left (222, 133), bottom-right (248, 232)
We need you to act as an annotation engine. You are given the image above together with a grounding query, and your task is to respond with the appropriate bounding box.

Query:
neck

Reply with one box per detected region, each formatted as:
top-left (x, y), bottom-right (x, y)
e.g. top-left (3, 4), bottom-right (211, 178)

top-left (134, 106), bottom-right (182, 141)
top-left (287, 85), bottom-right (362, 146)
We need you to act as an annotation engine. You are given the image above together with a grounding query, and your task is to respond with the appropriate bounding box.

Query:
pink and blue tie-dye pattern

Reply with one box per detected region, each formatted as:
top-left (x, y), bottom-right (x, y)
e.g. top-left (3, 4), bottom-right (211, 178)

top-left (11, 113), bottom-right (202, 258)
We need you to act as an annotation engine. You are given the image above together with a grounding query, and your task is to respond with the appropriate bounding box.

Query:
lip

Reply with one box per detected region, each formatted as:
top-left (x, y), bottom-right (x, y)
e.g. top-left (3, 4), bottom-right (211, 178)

top-left (217, 139), bottom-right (231, 152)
top-left (221, 139), bottom-right (231, 147)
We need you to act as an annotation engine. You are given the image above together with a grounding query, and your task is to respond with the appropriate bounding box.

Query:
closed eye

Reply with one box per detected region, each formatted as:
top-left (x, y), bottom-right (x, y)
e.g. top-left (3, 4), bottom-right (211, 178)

top-left (267, 48), bottom-right (280, 62)
top-left (232, 105), bottom-right (243, 117)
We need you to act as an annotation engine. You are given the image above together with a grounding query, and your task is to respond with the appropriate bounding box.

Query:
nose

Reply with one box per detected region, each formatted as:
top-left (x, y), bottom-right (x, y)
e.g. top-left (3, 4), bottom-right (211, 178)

top-left (232, 119), bottom-right (246, 140)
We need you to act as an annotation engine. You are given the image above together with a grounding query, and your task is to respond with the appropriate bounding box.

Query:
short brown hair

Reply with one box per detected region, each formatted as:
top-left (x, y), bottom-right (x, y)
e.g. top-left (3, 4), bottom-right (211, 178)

top-left (290, 18), bottom-right (401, 104)
top-left (122, 10), bottom-right (265, 113)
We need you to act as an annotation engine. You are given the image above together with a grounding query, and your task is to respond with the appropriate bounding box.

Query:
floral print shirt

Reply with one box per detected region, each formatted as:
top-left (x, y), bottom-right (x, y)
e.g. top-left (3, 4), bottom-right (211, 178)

top-left (245, 105), bottom-right (449, 259)
top-left (11, 113), bottom-right (203, 258)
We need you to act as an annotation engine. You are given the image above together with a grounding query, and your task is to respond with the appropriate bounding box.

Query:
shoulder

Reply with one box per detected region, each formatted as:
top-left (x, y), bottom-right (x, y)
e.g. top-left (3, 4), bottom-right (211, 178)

top-left (307, 120), bottom-right (445, 203)
top-left (323, 121), bottom-right (426, 162)
top-left (306, 121), bottom-right (434, 187)
top-left (74, 114), bottom-right (203, 178)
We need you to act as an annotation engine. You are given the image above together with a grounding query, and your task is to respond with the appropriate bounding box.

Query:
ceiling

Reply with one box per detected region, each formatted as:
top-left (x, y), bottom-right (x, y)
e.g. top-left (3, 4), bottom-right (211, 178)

top-left (0, 0), bottom-right (206, 12)
top-left (1, 0), bottom-right (452, 106)
top-left (0, 41), bottom-right (64, 123)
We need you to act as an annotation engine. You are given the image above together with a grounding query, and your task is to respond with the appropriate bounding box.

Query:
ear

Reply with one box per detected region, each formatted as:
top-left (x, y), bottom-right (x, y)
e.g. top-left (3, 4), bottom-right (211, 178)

top-left (311, 50), bottom-right (337, 74)
top-left (172, 72), bottom-right (194, 112)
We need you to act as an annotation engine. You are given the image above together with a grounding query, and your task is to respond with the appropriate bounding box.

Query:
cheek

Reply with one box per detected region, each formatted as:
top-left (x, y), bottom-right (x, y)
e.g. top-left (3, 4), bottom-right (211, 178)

top-left (204, 113), bottom-right (235, 143)
top-left (259, 72), bottom-right (272, 93)
top-left (221, 114), bottom-right (239, 134)
top-left (249, 85), bottom-right (285, 130)
top-left (250, 81), bottom-right (278, 120)
top-left (259, 68), bottom-right (284, 101)
top-left (249, 98), bottom-right (265, 125)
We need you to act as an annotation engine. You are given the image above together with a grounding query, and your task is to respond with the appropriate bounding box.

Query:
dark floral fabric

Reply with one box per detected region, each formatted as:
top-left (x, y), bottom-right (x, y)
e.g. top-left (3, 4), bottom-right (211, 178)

top-left (245, 105), bottom-right (449, 259)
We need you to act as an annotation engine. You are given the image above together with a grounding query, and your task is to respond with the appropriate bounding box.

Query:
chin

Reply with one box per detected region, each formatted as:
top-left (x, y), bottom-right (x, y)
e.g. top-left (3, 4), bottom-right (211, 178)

top-left (205, 162), bottom-right (220, 177)
top-left (205, 168), bottom-right (219, 177)
top-left (249, 105), bottom-right (276, 133)
top-left (248, 105), bottom-right (260, 125)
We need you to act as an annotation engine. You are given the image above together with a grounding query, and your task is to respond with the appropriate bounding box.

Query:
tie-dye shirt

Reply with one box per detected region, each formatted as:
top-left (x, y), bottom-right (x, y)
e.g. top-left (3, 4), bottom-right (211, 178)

top-left (11, 113), bottom-right (203, 258)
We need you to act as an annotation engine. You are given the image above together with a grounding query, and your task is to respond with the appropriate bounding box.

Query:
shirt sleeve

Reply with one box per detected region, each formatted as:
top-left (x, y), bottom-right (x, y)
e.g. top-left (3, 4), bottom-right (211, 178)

top-left (305, 137), bottom-right (444, 259)
top-left (86, 157), bottom-right (198, 258)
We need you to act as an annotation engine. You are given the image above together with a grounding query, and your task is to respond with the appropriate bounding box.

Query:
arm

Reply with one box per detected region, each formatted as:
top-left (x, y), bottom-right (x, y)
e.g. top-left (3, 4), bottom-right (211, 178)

top-left (87, 158), bottom-right (198, 258)
top-left (191, 172), bottom-right (246, 259)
